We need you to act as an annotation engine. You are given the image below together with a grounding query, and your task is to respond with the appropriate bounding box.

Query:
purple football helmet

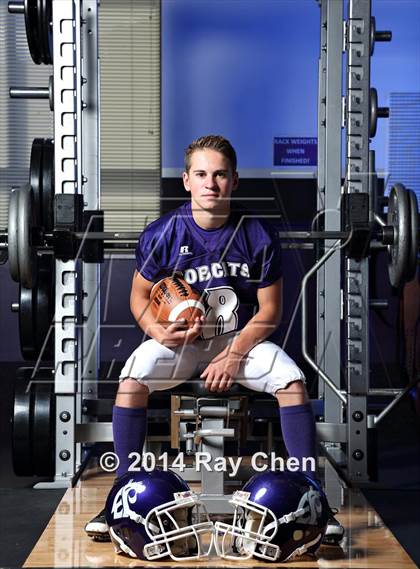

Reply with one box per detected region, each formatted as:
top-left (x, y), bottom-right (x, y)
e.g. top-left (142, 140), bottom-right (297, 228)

top-left (215, 470), bottom-right (329, 562)
top-left (105, 469), bottom-right (214, 560)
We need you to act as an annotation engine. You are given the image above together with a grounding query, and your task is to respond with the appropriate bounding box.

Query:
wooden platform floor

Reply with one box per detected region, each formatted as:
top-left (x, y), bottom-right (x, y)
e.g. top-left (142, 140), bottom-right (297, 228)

top-left (24, 468), bottom-right (417, 568)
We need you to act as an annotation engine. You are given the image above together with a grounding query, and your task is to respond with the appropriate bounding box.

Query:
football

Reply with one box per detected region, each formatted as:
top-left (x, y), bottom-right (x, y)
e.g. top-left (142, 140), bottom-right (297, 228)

top-left (150, 275), bottom-right (205, 327)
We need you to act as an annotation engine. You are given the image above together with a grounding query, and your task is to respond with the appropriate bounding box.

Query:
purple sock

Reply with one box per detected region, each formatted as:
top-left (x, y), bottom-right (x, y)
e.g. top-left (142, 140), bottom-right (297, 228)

top-left (112, 405), bottom-right (147, 478)
top-left (279, 403), bottom-right (317, 475)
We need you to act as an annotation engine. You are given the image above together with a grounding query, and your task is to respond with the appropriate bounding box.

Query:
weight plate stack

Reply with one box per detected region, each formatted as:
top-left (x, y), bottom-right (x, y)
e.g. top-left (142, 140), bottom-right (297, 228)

top-left (30, 138), bottom-right (44, 226)
top-left (406, 189), bottom-right (419, 282)
top-left (23, 0), bottom-right (52, 65)
top-left (30, 138), bottom-right (54, 231)
top-left (12, 371), bottom-right (35, 476)
top-left (387, 184), bottom-right (410, 288)
top-left (36, 0), bottom-right (46, 64)
top-left (32, 380), bottom-right (55, 476)
top-left (19, 285), bottom-right (36, 360)
top-left (41, 138), bottom-right (54, 231)
top-left (8, 185), bottom-right (38, 289)
top-left (24, 0), bottom-right (42, 64)
top-left (8, 189), bottom-right (20, 282)
top-left (17, 185), bottom-right (37, 289)
top-left (41, 0), bottom-right (53, 64)
top-left (12, 367), bottom-right (55, 477)
top-left (19, 254), bottom-right (55, 361)
top-left (34, 253), bottom-right (55, 359)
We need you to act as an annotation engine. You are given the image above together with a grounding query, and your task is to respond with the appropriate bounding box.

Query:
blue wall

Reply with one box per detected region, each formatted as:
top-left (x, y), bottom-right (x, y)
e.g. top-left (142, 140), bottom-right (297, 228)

top-left (371, 0), bottom-right (420, 174)
top-left (162, 0), bottom-right (420, 174)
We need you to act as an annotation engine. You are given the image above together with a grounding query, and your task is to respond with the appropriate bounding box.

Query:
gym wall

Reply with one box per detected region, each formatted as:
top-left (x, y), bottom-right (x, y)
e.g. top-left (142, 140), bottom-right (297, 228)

top-left (162, 0), bottom-right (420, 183)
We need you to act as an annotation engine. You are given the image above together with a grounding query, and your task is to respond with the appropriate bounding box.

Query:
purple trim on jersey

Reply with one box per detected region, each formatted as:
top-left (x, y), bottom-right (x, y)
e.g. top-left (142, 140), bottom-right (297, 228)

top-left (135, 202), bottom-right (283, 341)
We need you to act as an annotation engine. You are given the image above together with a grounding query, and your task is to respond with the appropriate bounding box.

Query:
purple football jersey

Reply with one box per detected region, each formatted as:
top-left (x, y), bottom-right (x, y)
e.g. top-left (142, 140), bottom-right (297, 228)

top-left (135, 202), bottom-right (282, 342)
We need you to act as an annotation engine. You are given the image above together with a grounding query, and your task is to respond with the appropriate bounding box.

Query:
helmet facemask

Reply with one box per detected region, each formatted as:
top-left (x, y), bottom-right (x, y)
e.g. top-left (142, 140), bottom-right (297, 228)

top-left (142, 491), bottom-right (214, 561)
top-left (214, 492), bottom-right (280, 561)
top-left (215, 488), bottom-right (326, 562)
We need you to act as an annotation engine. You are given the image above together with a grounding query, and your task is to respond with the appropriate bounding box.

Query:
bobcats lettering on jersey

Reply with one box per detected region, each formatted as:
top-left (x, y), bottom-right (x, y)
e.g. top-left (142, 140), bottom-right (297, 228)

top-left (183, 262), bottom-right (250, 284)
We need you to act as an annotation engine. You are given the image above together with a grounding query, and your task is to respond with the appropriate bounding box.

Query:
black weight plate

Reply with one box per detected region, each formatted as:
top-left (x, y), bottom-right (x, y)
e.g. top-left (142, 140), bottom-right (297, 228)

top-left (370, 17), bottom-right (376, 56)
top-left (19, 285), bottom-right (37, 360)
top-left (32, 380), bottom-right (55, 476)
top-left (30, 139), bottom-right (44, 227)
top-left (31, 0), bottom-right (43, 63)
top-left (370, 88), bottom-right (378, 138)
top-left (387, 184), bottom-right (410, 288)
top-left (48, 75), bottom-right (54, 111)
top-left (42, 0), bottom-right (53, 64)
top-left (12, 376), bottom-right (34, 476)
top-left (8, 189), bottom-right (19, 282)
top-left (36, 0), bottom-right (46, 63)
top-left (41, 139), bottom-right (54, 231)
top-left (34, 254), bottom-right (55, 360)
top-left (25, 0), bottom-right (42, 65)
top-left (18, 185), bottom-right (38, 290)
top-left (406, 189), bottom-right (419, 282)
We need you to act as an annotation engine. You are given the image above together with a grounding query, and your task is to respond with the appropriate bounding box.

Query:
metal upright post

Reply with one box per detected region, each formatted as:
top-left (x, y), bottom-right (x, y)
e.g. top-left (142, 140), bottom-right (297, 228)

top-left (37, 0), bottom-right (97, 488)
top-left (316, 0), bottom-right (327, 401)
top-left (343, 0), bottom-right (372, 483)
top-left (48, 0), bottom-right (83, 487)
top-left (316, 1), bottom-right (345, 503)
top-left (79, 0), bottom-right (101, 472)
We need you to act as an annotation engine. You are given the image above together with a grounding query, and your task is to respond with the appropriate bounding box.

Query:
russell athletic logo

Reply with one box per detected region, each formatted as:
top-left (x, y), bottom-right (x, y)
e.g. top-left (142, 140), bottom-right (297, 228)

top-left (179, 245), bottom-right (192, 256)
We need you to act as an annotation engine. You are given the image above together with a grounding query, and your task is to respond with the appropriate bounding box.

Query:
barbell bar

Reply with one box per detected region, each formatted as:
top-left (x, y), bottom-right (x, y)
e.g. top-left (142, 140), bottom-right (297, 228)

top-left (8, 1), bottom-right (24, 13)
top-left (0, 229), bottom-right (393, 244)
top-left (1, 183), bottom-right (418, 289)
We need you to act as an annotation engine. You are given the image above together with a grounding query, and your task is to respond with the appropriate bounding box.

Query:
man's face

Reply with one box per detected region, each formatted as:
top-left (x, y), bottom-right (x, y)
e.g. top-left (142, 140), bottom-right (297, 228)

top-left (183, 149), bottom-right (238, 212)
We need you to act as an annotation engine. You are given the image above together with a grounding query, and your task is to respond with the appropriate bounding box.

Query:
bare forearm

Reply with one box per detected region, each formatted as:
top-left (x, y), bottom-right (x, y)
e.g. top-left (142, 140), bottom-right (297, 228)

top-left (130, 294), bottom-right (164, 341)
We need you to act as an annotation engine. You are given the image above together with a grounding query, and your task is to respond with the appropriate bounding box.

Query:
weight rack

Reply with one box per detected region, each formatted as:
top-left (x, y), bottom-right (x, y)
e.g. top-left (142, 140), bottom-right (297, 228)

top-left (38, 0), bottom-right (100, 488)
top-left (4, 0), bottom-right (419, 495)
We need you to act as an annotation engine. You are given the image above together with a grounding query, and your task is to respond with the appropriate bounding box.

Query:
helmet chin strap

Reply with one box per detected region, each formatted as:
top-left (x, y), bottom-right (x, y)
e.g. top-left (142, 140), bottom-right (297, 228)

top-left (109, 526), bottom-right (137, 559)
top-left (136, 514), bottom-right (159, 535)
top-left (234, 491), bottom-right (323, 558)
top-left (278, 506), bottom-right (308, 525)
top-left (263, 505), bottom-right (308, 535)
top-left (286, 532), bottom-right (322, 561)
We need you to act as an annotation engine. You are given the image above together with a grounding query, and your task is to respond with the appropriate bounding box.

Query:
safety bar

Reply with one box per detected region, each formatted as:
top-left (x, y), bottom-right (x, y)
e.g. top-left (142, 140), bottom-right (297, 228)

top-left (301, 241), bottom-right (348, 405)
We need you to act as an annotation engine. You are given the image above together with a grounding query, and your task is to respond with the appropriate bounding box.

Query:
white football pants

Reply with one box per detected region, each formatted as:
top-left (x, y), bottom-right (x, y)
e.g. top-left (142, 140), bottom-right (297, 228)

top-left (119, 333), bottom-right (305, 396)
